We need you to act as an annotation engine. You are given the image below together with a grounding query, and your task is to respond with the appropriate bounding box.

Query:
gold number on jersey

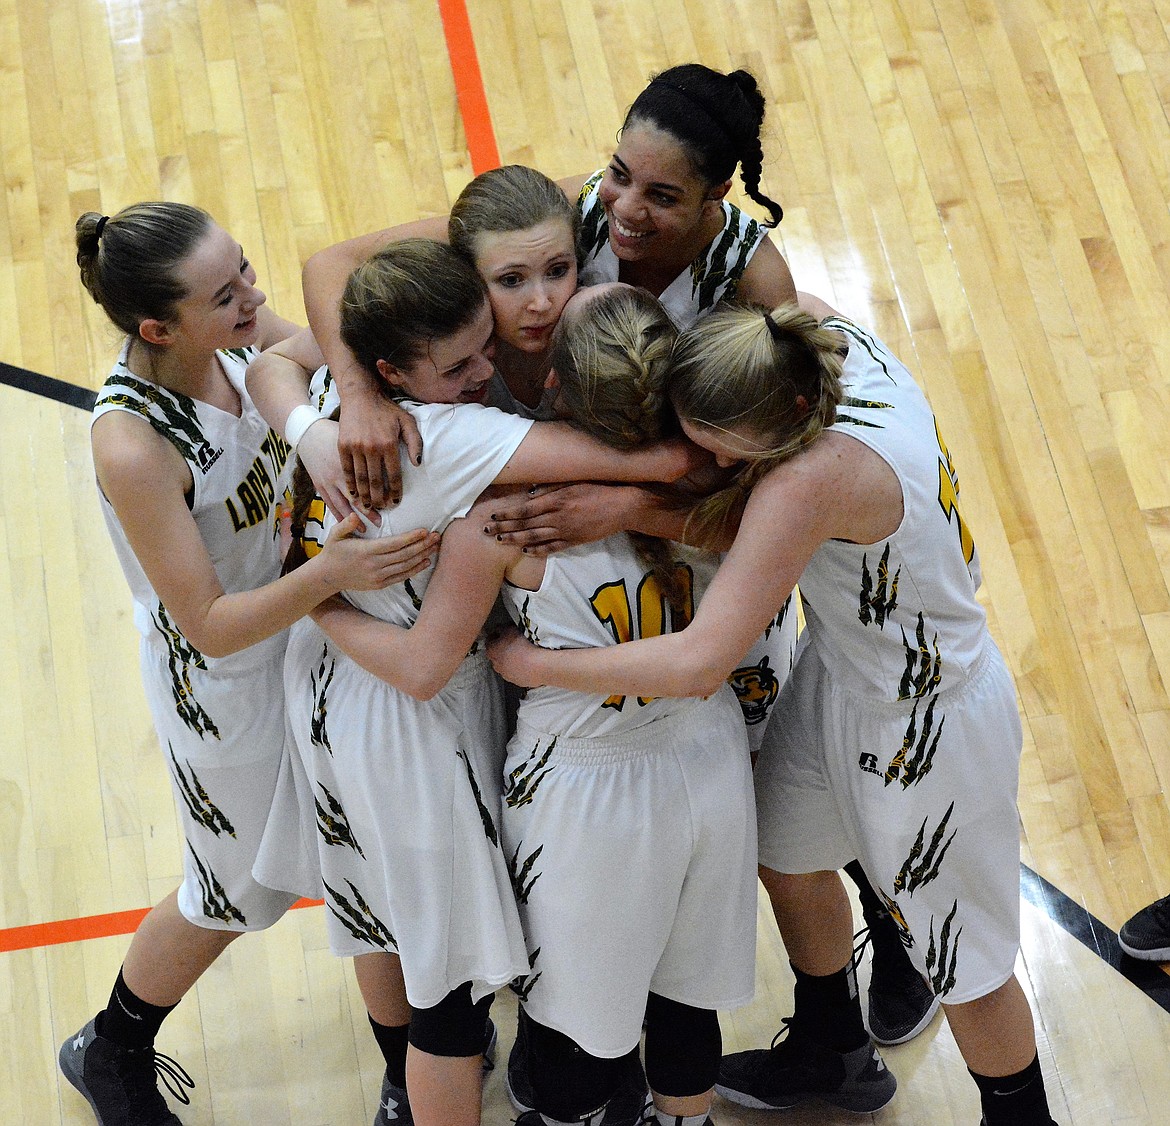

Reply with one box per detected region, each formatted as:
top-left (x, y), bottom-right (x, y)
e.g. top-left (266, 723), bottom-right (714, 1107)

top-left (589, 565), bottom-right (695, 710)
top-left (934, 418), bottom-right (975, 565)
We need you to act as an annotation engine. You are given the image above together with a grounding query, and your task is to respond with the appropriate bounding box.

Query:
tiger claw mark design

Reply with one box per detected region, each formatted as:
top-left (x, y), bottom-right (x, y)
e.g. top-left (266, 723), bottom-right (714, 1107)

top-left (505, 738), bottom-right (556, 809)
top-left (310, 644), bottom-right (335, 754)
top-left (859, 543), bottom-right (899, 627)
top-left (458, 750), bottom-right (499, 846)
top-left (893, 803), bottom-right (957, 897)
top-left (925, 900), bottom-right (961, 996)
top-left (898, 613), bottom-right (942, 700)
top-left (316, 782), bottom-right (364, 856)
top-left (153, 605), bottom-right (219, 739)
top-left (885, 695), bottom-right (945, 788)
top-left (692, 220), bottom-right (760, 313)
top-left (189, 843), bottom-right (246, 926)
top-left (509, 947), bottom-right (543, 1002)
top-left (507, 840), bottom-right (544, 905)
top-left (876, 889), bottom-right (916, 950)
top-left (516, 594), bottom-right (541, 646)
top-left (170, 744), bottom-right (235, 837)
top-left (324, 878), bottom-right (396, 949)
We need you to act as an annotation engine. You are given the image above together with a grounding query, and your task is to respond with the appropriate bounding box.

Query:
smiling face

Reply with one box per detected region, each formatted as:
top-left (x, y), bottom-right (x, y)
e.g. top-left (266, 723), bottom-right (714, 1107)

top-left (161, 223), bottom-right (266, 350)
top-left (598, 122), bottom-right (726, 264)
top-left (376, 299), bottom-right (496, 405)
top-left (472, 218), bottom-right (578, 354)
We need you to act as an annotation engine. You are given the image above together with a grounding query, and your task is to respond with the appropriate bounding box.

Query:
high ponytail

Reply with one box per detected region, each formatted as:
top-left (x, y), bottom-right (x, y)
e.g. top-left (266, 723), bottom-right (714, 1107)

top-left (669, 302), bottom-right (845, 542)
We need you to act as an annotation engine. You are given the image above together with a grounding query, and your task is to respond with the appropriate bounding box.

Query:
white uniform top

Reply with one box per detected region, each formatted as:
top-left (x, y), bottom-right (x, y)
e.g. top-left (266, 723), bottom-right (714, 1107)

top-left (502, 536), bottom-right (721, 737)
top-left (800, 317), bottom-right (987, 700)
top-left (92, 341), bottom-right (294, 673)
top-left (308, 366), bottom-right (534, 625)
top-left (576, 170), bottom-right (768, 328)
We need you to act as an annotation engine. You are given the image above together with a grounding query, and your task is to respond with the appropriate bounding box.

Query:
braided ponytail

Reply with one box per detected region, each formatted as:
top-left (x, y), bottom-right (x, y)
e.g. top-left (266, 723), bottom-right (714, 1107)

top-left (550, 285), bottom-right (690, 610)
top-left (624, 64), bottom-right (783, 227)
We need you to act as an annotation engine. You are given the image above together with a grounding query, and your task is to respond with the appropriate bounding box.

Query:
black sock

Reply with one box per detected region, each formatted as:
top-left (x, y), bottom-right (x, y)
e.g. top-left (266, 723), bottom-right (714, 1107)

top-left (94, 968), bottom-right (177, 1050)
top-left (970, 1054), bottom-right (1057, 1126)
top-left (368, 1014), bottom-right (410, 1089)
top-left (790, 962), bottom-right (869, 1053)
top-left (844, 861), bottom-right (914, 969)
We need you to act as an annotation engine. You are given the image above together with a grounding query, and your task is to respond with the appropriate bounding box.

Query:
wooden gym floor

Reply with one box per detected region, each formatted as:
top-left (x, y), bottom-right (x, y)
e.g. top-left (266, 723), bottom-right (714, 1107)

top-left (1, 0), bottom-right (1168, 1122)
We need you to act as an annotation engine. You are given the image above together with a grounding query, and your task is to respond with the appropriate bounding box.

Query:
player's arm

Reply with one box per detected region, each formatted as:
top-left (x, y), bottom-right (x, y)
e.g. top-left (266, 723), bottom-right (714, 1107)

top-left (735, 235), bottom-right (798, 308)
top-left (301, 220), bottom-right (447, 508)
top-left (479, 481), bottom-right (734, 555)
top-left (493, 423), bottom-right (705, 488)
top-left (246, 329), bottom-right (361, 520)
top-left (312, 507), bottom-right (518, 700)
top-left (488, 433), bottom-right (878, 697)
top-left (253, 304), bottom-right (303, 350)
top-left (94, 414), bottom-right (431, 658)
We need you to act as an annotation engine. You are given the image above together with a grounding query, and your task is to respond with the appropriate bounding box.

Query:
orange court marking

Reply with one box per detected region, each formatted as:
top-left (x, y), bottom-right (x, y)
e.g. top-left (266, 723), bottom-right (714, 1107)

top-left (437, 0), bottom-right (500, 174)
top-left (0, 900), bottom-right (323, 954)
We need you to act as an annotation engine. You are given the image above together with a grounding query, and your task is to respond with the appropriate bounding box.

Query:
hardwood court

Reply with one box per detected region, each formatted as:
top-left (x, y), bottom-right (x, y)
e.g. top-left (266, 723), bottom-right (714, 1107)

top-left (1, 0), bottom-right (1168, 1122)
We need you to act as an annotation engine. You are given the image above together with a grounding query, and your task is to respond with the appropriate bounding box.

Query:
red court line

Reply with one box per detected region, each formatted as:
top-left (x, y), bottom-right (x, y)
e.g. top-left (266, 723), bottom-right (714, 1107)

top-left (437, 0), bottom-right (500, 174)
top-left (0, 899), bottom-right (323, 954)
top-left (2, 0), bottom-right (495, 961)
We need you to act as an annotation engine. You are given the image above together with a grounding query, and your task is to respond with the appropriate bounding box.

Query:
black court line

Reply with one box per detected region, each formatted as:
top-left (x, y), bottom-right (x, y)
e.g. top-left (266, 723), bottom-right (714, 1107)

top-left (1021, 863), bottom-right (1170, 1014)
top-left (1, 359), bottom-right (96, 412)
top-left (4, 355), bottom-right (1170, 1014)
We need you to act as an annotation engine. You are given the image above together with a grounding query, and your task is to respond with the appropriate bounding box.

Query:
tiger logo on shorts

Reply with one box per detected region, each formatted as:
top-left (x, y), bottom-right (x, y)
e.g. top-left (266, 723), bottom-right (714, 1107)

top-left (728, 654), bottom-right (779, 726)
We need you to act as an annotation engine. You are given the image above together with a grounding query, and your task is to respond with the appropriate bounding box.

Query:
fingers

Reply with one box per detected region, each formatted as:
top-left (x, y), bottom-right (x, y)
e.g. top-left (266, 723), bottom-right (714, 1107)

top-left (319, 480), bottom-right (355, 522)
top-left (399, 413), bottom-right (424, 468)
top-left (483, 521), bottom-right (561, 546)
top-left (361, 452), bottom-right (389, 510)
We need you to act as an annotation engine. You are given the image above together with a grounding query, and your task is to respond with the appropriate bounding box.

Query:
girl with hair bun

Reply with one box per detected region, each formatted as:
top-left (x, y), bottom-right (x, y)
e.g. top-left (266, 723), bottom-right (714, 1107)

top-left (574, 63), bottom-right (792, 325)
top-left (489, 295), bottom-right (1059, 1126)
top-left (310, 283), bottom-right (758, 1126)
top-left (60, 203), bottom-right (434, 1126)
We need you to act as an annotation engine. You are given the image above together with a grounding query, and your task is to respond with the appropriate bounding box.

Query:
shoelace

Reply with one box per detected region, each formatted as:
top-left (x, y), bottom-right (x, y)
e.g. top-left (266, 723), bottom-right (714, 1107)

top-left (151, 1050), bottom-right (195, 1106)
top-left (769, 1015), bottom-right (799, 1051)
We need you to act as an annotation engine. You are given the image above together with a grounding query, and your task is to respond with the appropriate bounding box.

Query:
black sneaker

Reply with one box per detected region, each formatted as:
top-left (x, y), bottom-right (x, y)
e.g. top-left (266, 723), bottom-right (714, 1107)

top-left (58, 1017), bottom-right (194, 1125)
top-left (373, 1072), bottom-right (414, 1126)
top-left (506, 1012), bottom-right (650, 1125)
top-left (715, 1018), bottom-right (896, 1113)
top-left (1118, 895), bottom-right (1170, 961)
top-left (857, 926), bottom-right (941, 1045)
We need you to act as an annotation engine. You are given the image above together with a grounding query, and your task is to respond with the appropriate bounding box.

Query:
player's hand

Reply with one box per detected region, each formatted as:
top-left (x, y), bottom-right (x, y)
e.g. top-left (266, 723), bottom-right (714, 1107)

top-left (317, 513), bottom-right (438, 591)
top-left (486, 627), bottom-right (545, 687)
top-left (297, 418), bottom-right (366, 522)
top-left (337, 383), bottom-right (423, 509)
top-left (482, 483), bottom-right (632, 555)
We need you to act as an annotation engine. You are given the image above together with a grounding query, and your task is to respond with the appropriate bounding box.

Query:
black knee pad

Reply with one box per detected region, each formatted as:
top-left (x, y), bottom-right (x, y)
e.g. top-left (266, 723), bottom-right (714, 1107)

top-left (527, 1013), bottom-right (625, 1121)
top-left (644, 992), bottom-right (721, 1097)
top-left (408, 983), bottom-right (493, 1057)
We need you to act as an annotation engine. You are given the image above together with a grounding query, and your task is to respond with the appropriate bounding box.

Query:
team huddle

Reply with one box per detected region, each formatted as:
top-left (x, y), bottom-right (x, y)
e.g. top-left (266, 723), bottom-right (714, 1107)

top-left (59, 64), bottom-right (1058, 1126)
